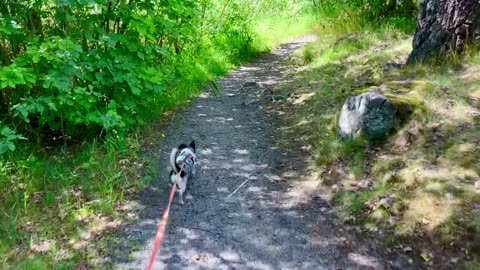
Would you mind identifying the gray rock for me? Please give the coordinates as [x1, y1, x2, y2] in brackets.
[339, 92, 397, 140]
[379, 194, 396, 208]
[243, 81, 257, 87]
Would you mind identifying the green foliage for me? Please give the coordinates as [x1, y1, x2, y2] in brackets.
[311, 0, 418, 34]
[0, 0, 274, 148]
[1, 0, 415, 151]
[312, 0, 418, 19]
[0, 122, 25, 154]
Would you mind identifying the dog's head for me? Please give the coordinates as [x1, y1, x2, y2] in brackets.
[175, 141, 195, 165]
[175, 140, 196, 165]
[170, 140, 196, 176]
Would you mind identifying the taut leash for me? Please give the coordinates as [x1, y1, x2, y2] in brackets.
[147, 154, 193, 270]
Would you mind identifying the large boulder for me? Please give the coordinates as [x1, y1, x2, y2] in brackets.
[339, 92, 397, 140]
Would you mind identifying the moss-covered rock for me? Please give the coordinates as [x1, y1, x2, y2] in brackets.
[339, 92, 397, 140]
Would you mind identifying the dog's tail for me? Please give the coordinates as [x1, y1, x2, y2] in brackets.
[170, 148, 179, 173]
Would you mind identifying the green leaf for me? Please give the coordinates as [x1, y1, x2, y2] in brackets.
[87, 112, 101, 123]
[95, 72, 103, 81]
[127, 42, 139, 52]
[108, 100, 117, 109]
[7, 142, 15, 151]
[131, 86, 141, 95]
[0, 143, 8, 155]
[0, 127, 12, 136]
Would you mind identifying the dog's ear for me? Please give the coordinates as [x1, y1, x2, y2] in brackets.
[189, 140, 196, 152]
[178, 144, 187, 150]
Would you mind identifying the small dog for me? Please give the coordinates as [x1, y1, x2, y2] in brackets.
[169, 140, 196, 204]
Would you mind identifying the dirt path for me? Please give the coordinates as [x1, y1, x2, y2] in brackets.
[109, 36, 386, 270]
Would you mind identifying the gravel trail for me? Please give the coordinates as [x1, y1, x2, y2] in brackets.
[110, 36, 385, 270]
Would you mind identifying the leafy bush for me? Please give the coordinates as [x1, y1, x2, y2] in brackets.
[0, 0, 268, 148]
[0, 121, 25, 154]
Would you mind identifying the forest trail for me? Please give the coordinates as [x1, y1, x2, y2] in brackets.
[109, 36, 384, 270]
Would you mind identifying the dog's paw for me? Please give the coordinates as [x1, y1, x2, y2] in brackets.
[179, 200, 185, 205]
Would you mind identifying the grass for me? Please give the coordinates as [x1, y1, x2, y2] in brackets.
[0, 135, 148, 268]
[274, 13, 480, 266]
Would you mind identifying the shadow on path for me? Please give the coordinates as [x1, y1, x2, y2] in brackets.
[109, 36, 385, 270]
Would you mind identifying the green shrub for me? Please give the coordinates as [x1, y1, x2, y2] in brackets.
[0, 0, 265, 147]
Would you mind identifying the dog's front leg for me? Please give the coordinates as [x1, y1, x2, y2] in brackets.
[178, 192, 184, 205]
[177, 179, 186, 205]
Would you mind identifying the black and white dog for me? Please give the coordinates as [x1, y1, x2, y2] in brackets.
[169, 140, 196, 204]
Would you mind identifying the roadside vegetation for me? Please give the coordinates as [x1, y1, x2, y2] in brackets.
[275, 0, 480, 267]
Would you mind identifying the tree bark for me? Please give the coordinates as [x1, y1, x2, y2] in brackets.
[407, 0, 480, 64]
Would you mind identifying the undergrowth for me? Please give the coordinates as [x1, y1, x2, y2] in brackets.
[279, 12, 480, 267]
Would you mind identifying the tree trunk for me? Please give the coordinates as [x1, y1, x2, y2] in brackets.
[407, 0, 480, 64]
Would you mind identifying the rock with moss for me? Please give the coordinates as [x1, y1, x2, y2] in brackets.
[339, 92, 397, 140]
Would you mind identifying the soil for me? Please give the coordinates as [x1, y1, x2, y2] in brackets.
[107, 36, 421, 270]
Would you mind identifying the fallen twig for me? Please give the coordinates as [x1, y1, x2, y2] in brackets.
[225, 179, 250, 200]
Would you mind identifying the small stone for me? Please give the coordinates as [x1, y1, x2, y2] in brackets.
[243, 81, 257, 87]
[474, 180, 480, 193]
[421, 218, 430, 225]
[388, 217, 398, 227]
[379, 84, 388, 92]
[379, 194, 396, 207]
[445, 192, 455, 201]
